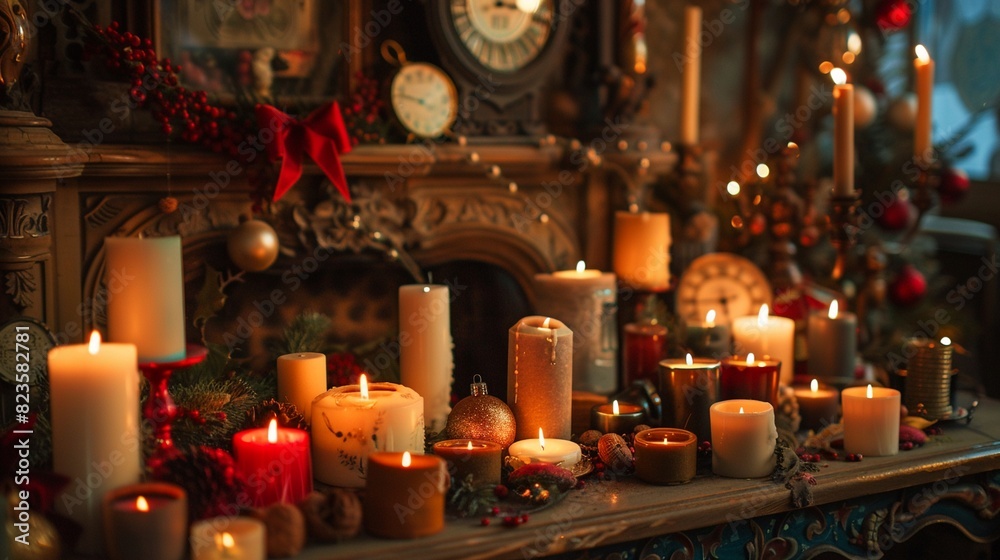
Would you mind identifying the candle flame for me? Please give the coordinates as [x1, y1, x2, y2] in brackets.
[612, 400, 620, 415]
[746, 353, 755, 365]
[135, 495, 149, 512]
[811, 378, 819, 392]
[829, 300, 839, 320]
[941, 336, 951, 346]
[706, 309, 716, 325]
[739, 406, 745, 414]
[685, 353, 693, 366]
[915, 44, 929, 62]
[467, 441, 473, 450]
[218, 532, 235, 549]
[422, 286, 430, 293]
[360, 374, 369, 400]
[542, 317, 552, 329]
[757, 304, 769, 326]
[402, 451, 412, 467]
[538, 427, 546, 451]
[267, 418, 278, 443]
[866, 384, 873, 399]
[576, 260, 586, 273]
[88, 331, 101, 355]
[663, 436, 669, 444]
[831, 67, 847, 85]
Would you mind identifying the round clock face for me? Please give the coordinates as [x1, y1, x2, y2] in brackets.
[390, 62, 459, 138]
[675, 253, 772, 327]
[450, 0, 554, 72]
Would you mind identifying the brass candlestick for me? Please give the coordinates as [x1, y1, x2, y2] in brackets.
[828, 191, 861, 281]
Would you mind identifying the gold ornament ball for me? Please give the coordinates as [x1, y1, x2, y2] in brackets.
[227, 219, 279, 272]
[6, 507, 60, 560]
[446, 393, 516, 448]
[854, 85, 877, 129]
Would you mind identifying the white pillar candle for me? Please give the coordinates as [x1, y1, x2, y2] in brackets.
[731, 305, 795, 385]
[533, 261, 617, 394]
[842, 384, 900, 457]
[276, 352, 327, 421]
[104, 236, 186, 362]
[831, 68, 855, 196]
[311, 376, 425, 487]
[913, 45, 934, 164]
[710, 399, 777, 478]
[613, 211, 671, 292]
[508, 316, 573, 440]
[806, 300, 857, 381]
[190, 517, 265, 560]
[680, 5, 702, 145]
[48, 332, 141, 555]
[507, 428, 582, 468]
[399, 284, 454, 433]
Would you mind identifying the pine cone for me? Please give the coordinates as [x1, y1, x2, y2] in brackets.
[298, 489, 363, 542]
[245, 398, 308, 430]
[152, 446, 245, 521]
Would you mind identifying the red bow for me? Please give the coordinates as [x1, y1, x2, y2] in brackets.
[255, 102, 353, 203]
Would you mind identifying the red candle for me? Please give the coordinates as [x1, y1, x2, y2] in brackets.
[623, 321, 668, 385]
[720, 354, 780, 406]
[233, 418, 312, 507]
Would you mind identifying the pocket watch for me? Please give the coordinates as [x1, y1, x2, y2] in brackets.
[382, 40, 459, 139]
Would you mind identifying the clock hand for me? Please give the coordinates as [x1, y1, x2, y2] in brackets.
[397, 94, 426, 105]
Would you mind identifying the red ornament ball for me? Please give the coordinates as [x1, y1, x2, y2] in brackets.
[889, 265, 927, 307]
[875, 0, 912, 32]
[877, 194, 914, 231]
[939, 166, 970, 204]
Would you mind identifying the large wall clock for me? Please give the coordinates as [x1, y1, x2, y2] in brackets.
[675, 253, 773, 328]
[426, 0, 572, 137]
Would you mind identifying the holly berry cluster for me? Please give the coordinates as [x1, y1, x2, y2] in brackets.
[341, 72, 391, 146]
[84, 22, 258, 158]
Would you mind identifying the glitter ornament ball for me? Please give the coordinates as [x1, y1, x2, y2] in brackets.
[446, 375, 516, 447]
[227, 218, 279, 272]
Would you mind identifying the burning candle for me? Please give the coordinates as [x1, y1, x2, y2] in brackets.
[190, 517, 265, 560]
[807, 300, 857, 381]
[842, 384, 900, 457]
[104, 236, 186, 362]
[633, 428, 697, 485]
[49, 331, 141, 555]
[276, 352, 327, 421]
[364, 452, 448, 539]
[533, 261, 618, 394]
[508, 316, 574, 440]
[590, 399, 645, 434]
[657, 354, 720, 443]
[830, 68, 855, 196]
[233, 418, 312, 507]
[613, 211, 671, 292]
[312, 375, 425, 487]
[710, 400, 777, 478]
[507, 428, 582, 468]
[399, 284, 454, 433]
[684, 309, 733, 359]
[732, 304, 795, 385]
[914, 45, 934, 164]
[431, 439, 503, 487]
[680, 5, 702, 145]
[720, 353, 780, 406]
[102, 483, 187, 560]
[794, 379, 840, 432]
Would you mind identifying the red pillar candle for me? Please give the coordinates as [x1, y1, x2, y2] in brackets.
[431, 439, 503, 487]
[623, 321, 668, 385]
[633, 428, 697, 485]
[720, 354, 780, 407]
[364, 452, 448, 539]
[233, 418, 312, 507]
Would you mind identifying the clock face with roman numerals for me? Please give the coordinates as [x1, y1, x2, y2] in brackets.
[675, 253, 773, 328]
[450, 0, 554, 73]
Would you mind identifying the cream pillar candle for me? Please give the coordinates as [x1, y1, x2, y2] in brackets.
[276, 352, 327, 422]
[710, 399, 777, 478]
[732, 304, 795, 385]
[806, 300, 857, 381]
[680, 5, 702, 145]
[190, 517, 265, 560]
[533, 261, 617, 394]
[508, 316, 573, 440]
[399, 284, 454, 433]
[49, 332, 141, 555]
[842, 384, 900, 457]
[831, 68, 855, 196]
[104, 236, 186, 362]
[311, 376, 425, 487]
[613, 211, 671, 292]
[914, 45, 934, 164]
